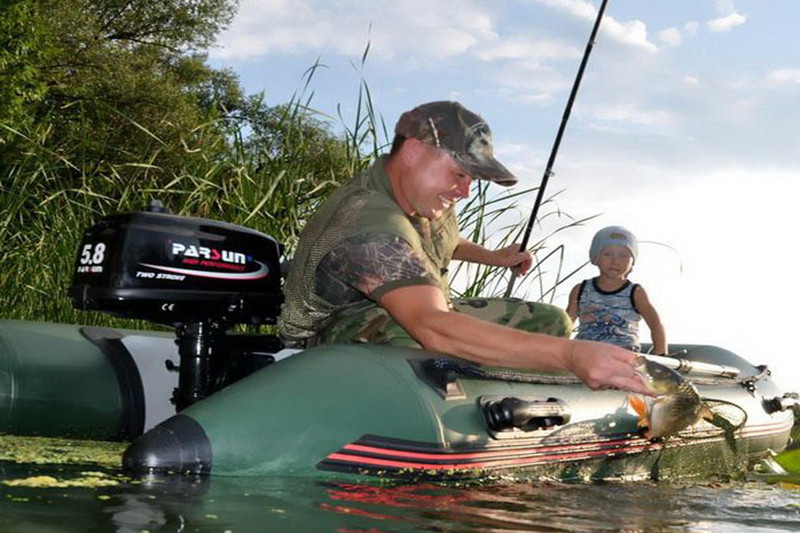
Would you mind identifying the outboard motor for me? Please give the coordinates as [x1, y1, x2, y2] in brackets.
[70, 201, 284, 410]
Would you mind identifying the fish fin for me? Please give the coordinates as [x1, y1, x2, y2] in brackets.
[699, 403, 715, 423]
[628, 395, 651, 429]
[628, 394, 647, 417]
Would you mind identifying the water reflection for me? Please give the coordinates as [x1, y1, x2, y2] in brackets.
[1, 460, 799, 532]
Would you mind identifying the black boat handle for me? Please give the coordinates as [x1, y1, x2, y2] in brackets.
[482, 397, 571, 432]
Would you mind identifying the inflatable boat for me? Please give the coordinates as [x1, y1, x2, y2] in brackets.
[1, 206, 797, 481]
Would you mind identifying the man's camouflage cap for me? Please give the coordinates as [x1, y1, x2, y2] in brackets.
[395, 101, 518, 186]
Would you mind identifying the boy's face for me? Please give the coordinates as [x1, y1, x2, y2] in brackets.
[595, 244, 634, 279]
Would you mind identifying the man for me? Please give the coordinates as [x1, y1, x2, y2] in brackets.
[279, 101, 650, 394]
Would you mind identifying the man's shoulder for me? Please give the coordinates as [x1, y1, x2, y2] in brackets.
[357, 193, 415, 236]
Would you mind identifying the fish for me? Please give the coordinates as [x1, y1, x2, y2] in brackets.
[628, 356, 715, 439]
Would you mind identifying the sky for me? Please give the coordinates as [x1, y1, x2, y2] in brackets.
[208, 0, 800, 389]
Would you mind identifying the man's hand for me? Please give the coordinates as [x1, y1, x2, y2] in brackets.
[453, 239, 532, 275]
[565, 339, 654, 395]
[492, 243, 533, 275]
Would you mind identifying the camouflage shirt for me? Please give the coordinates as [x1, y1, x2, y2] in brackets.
[278, 157, 460, 346]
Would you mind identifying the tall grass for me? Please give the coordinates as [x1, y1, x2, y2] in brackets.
[1, 68, 591, 328]
[451, 180, 597, 301]
[0, 80, 363, 327]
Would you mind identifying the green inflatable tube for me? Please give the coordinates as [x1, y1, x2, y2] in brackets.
[123, 342, 796, 480]
[0, 320, 143, 440]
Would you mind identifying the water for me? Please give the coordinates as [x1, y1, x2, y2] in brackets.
[2, 460, 799, 532]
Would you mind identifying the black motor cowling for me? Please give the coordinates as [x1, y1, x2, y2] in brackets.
[70, 202, 285, 410]
[70, 203, 283, 326]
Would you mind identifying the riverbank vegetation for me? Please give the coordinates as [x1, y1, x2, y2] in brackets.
[1, 0, 583, 327]
[1, 0, 361, 326]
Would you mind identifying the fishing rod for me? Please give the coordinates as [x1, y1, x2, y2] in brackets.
[644, 354, 740, 379]
[504, 0, 610, 298]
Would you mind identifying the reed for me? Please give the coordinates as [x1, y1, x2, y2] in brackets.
[1, 79, 360, 327]
[450, 179, 598, 302]
[1, 69, 590, 327]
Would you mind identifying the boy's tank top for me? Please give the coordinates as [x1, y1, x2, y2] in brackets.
[575, 278, 641, 351]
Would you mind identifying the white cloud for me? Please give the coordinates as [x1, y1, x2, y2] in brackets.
[592, 103, 677, 127]
[483, 63, 570, 104]
[605, 18, 658, 53]
[212, 0, 499, 60]
[474, 37, 579, 63]
[683, 21, 699, 37]
[707, 12, 747, 32]
[708, 0, 747, 32]
[658, 28, 682, 47]
[493, 142, 547, 185]
[769, 69, 800, 85]
[534, 0, 595, 19]
[214, 0, 661, 65]
[683, 76, 700, 85]
[714, 0, 736, 15]
[533, 0, 658, 52]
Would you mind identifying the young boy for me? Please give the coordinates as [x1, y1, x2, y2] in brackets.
[566, 226, 667, 355]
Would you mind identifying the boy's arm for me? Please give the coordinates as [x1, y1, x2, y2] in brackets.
[634, 285, 668, 355]
[565, 283, 581, 322]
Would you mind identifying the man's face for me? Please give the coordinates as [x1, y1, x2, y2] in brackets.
[401, 141, 473, 220]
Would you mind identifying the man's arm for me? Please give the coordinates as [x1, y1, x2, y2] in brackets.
[453, 238, 532, 275]
[379, 284, 652, 394]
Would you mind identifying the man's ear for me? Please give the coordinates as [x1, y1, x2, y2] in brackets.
[400, 137, 424, 164]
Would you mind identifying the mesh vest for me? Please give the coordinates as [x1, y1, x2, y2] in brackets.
[575, 278, 641, 351]
[278, 157, 460, 346]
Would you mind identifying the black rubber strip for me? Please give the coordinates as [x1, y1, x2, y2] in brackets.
[79, 326, 146, 440]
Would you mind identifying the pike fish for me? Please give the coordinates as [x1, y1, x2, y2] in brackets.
[628, 357, 715, 439]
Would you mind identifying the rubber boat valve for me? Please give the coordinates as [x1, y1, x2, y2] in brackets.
[762, 393, 800, 415]
[482, 397, 570, 432]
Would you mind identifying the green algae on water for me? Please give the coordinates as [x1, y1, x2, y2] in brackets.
[0, 435, 126, 467]
[3, 472, 121, 489]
